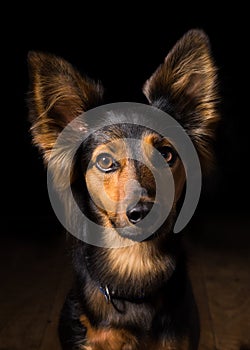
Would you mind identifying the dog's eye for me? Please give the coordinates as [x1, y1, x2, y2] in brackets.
[95, 153, 118, 172]
[158, 146, 177, 166]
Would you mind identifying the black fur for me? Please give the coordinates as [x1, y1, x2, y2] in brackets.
[59, 238, 200, 349]
[57, 123, 200, 349]
[27, 29, 219, 349]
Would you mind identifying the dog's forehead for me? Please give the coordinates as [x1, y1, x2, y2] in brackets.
[92, 123, 162, 145]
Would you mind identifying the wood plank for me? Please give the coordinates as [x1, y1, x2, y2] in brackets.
[1, 214, 249, 350]
[39, 254, 73, 350]
[187, 243, 216, 350]
[202, 249, 250, 350]
[188, 213, 250, 350]
[0, 225, 69, 350]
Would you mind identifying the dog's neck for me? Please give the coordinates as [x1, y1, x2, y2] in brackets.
[84, 253, 150, 303]
[98, 284, 148, 304]
[82, 234, 183, 304]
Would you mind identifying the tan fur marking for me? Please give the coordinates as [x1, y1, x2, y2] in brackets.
[106, 239, 173, 279]
[143, 133, 186, 202]
[143, 133, 161, 161]
[80, 314, 190, 350]
[149, 336, 190, 350]
[86, 140, 141, 231]
[80, 315, 138, 350]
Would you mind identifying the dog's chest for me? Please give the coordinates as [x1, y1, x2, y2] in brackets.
[80, 313, 190, 350]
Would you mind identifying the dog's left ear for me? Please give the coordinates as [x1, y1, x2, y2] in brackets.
[143, 29, 219, 169]
[28, 51, 103, 163]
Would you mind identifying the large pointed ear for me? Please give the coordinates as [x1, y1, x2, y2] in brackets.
[143, 29, 219, 170]
[28, 51, 103, 163]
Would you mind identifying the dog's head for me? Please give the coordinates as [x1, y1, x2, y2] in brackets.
[28, 29, 218, 244]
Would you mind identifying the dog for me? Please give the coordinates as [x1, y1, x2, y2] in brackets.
[28, 29, 218, 350]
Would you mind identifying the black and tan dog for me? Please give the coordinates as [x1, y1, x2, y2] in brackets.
[28, 29, 218, 350]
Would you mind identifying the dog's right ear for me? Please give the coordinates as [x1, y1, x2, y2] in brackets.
[28, 52, 103, 163]
[143, 30, 219, 171]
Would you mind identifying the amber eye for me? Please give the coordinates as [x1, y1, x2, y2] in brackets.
[95, 153, 118, 172]
[158, 146, 177, 166]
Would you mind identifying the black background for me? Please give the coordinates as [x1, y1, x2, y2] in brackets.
[2, 6, 249, 226]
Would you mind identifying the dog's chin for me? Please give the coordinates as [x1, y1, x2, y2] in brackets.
[109, 219, 144, 242]
[110, 216, 173, 243]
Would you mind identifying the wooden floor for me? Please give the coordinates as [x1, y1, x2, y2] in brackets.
[0, 213, 249, 350]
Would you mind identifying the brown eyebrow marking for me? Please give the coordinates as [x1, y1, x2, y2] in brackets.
[143, 132, 176, 147]
[142, 132, 175, 161]
[91, 139, 128, 162]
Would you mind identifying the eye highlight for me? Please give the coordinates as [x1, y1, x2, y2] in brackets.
[158, 146, 177, 166]
[95, 153, 119, 173]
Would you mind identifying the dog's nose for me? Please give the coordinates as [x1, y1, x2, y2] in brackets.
[126, 202, 153, 224]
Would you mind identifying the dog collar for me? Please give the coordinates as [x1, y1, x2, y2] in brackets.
[98, 284, 147, 304]
[99, 285, 112, 303]
[84, 254, 150, 304]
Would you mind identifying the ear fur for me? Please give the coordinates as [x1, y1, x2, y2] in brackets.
[143, 29, 219, 170]
[28, 51, 103, 163]
[28, 31, 218, 171]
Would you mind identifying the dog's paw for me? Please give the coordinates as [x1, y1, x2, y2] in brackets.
[80, 314, 138, 350]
